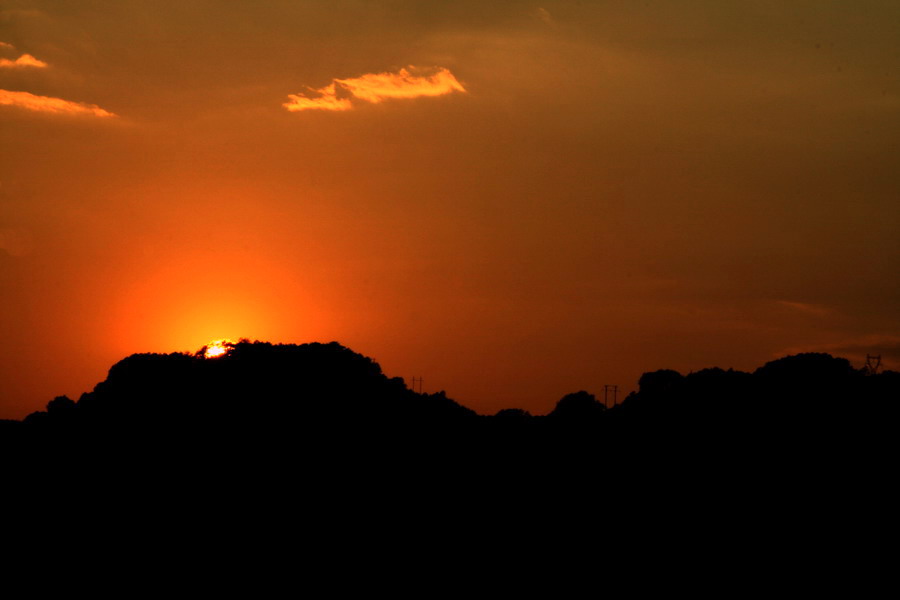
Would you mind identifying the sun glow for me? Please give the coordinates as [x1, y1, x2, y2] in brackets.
[204, 339, 234, 358]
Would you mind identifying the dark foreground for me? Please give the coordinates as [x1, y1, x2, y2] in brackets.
[3, 341, 895, 582]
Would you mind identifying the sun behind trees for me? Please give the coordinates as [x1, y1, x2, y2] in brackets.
[5, 341, 896, 460]
[201, 339, 235, 359]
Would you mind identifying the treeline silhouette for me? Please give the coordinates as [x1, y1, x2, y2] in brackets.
[4, 340, 895, 559]
[4, 340, 896, 460]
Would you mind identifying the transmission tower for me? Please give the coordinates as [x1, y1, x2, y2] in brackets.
[864, 355, 882, 376]
[411, 376, 424, 394]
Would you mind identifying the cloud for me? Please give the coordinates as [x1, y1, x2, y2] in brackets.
[335, 66, 466, 103]
[534, 7, 557, 29]
[0, 53, 48, 68]
[284, 83, 353, 112]
[284, 66, 465, 112]
[0, 89, 115, 117]
[0, 41, 14, 50]
[775, 300, 832, 317]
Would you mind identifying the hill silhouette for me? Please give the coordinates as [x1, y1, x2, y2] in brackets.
[5, 341, 481, 452]
[4, 342, 895, 464]
[4, 341, 895, 556]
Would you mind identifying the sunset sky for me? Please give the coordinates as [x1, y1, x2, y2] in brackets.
[1, 1, 898, 418]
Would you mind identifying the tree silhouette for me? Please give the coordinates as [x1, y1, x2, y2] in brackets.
[550, 391, 606, 420]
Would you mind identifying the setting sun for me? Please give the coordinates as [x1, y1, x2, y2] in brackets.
[204, 339, 234, 359]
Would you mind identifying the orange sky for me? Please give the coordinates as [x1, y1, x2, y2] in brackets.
[1, 1, 898, 418]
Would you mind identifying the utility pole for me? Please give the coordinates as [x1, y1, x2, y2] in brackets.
[604, 385, 618, 408]
[411, 376, 424, 394]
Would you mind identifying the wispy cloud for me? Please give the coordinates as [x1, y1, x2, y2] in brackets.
[284, 66, 465, 112]
[335, 67, 465, 103]
[0, 41, 15, 50]
[0, 53, 48, 68]
[775, 300, 832, 317]
[534, 7, 558, 29]
[0, 89, 115, 117]
[283, 83, 353, 112]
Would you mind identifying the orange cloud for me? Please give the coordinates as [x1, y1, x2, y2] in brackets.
[284, 66, 465, 112]
[0, 41, 14, 50]
[0, 53, 48, 68]
[336, 67, 466, 103]
[0, 89, 115, 117]
[284, 83, 353, 112]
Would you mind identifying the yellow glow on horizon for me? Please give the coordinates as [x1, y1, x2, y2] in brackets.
[103, 245, 335, 363]
[204, 339, 234, 358]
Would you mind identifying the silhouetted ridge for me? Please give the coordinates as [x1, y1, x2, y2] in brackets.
[549, 390, 605, 418]
[9, 345, 897, 470]
[19, 341, 476, 447]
